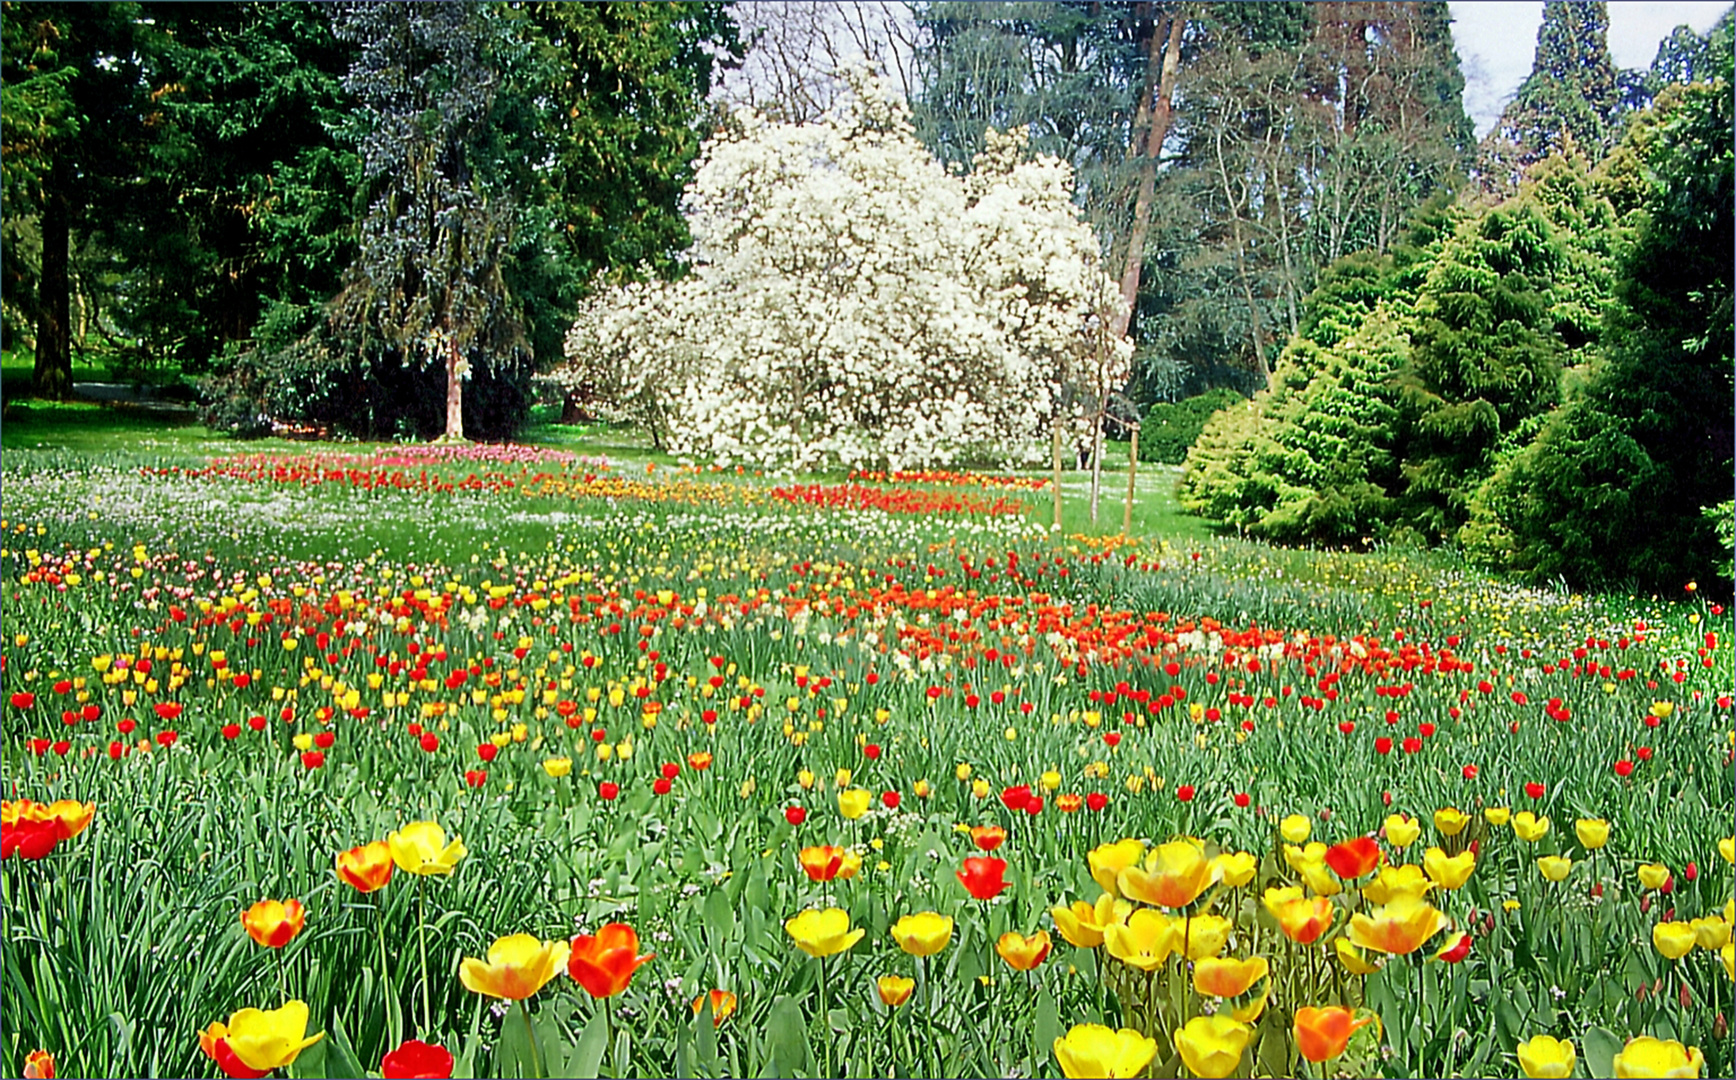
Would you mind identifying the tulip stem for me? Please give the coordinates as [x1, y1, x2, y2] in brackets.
[417, 875, 431, 1036]
[605, 993, 619, 1079]
[376, 893, 392, 1024]
[276, 944, 289, 1004]
[520, 999, 543, 1079]
[819, 954, 832, 1078]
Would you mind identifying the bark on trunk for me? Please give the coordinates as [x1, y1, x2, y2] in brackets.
[444, 337, 465, 441]
[33, 164, 73, 401]
[1111, 11, 1187, 340]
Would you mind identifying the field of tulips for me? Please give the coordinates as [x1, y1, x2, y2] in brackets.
[2, 443, 1732, 1079]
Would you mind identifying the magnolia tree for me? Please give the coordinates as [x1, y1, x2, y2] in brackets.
[560, 74, 1130, 472]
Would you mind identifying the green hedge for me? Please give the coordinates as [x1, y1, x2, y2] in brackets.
[1137, 388, 1245, 464]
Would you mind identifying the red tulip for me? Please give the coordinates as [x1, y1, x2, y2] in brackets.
[785, 806, 807, 826]
[382, 1039, 454, 1079]
[652, 778, 672, 796]
[957, 856, 1009, 900]
[1324, 836, 1382, 880]
[598, 782, 619, 801]
[1000, 785, 1032, 812]
[1086, 792, 1109, 812]
[1524, 782, 1545, 799]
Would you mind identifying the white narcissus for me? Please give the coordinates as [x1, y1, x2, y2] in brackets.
[560, 72, 1129, 472]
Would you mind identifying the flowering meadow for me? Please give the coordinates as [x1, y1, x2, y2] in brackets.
[2, 443, 1732, 1079]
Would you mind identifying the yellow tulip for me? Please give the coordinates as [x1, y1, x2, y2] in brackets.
[1720, 837, 1734, 865]
[1516, 1035, 1576, 1078]
[837, 788, 871, 820]
[1363, 864, 1434, 905]
[1537, 856, 1573, 883]
[388, 821, 467, 876]
[1513, 812, 1550, 843]
[1283, 841, 1326, 873]
[459, 934, 569, 1000]
[1653, 921, 1698, 960]
[1691, 916, 1731, 950]
[1088, 838, 1147, 897]
[891, 912, 954, 958]
[1119, 839, 1218, 910]
[542, 757, 572, 778]
[1210, 851, 1257, 888]
[1051, 897, 1120, 949]
[1612, 1036, 1704, 1078]
[1346, 897, 1449, 956]
[1433, 807, 1469, 837]
[221, 1000, 325, 1072]
[1103, 908, 1179, 971]
[1638, 863, 1671, 890]
[1181, 914, 1233, 960]
[1484, 807, 1511, 827]
[1384, 815, 1421, 848]
[1721, 942, 1733, 980]
[784, 908, 864, 958]
[1334, 936, 1383, 974]
[1173, 1015, 1252, 1079]
[1574, 818, 1610, 850]
[1280, 814, 1312, 843]
[1052, 1024, 1158, 1080]
[1423, 847, 1476, 890]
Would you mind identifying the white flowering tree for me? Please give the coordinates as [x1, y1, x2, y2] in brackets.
[560, 74, 1130, 472]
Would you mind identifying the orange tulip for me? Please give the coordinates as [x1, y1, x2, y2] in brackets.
[1294, 1006, 1375, 1063]
[41, 800, 94, 840]
[971, 825, 1007, 852]
[568, 923, 655, 998]
[241, 899, 305, 949]
[799, 845, 845, 883]
[1263, 887, 1335, 945]
[691, 989, 737, 1026]
[336, 840, 394, 893]
[996, 930, 1052, 971]
[22, 1050, 54, 1079]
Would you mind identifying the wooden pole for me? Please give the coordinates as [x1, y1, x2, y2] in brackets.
[1051, 419, 1064, 534]
[1125, 425, 1138, 535]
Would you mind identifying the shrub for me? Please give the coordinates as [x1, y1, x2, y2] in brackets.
[1136, 388, 1244, 464]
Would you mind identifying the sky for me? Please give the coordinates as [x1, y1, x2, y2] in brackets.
[1449, 1, 1732, 136]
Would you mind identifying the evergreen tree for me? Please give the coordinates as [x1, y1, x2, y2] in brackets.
[1, 2, 151, 398]
[1465, 41, 1733, 590]
[1478, 0, 1621, 192]
[1392, 201, 1565, 541]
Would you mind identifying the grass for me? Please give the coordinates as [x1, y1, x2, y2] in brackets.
[2, 401, 1731, 1080]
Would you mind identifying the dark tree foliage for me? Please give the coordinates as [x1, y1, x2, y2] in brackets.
[1392, 202, 1565, 541]
[1466, 40, 1734, 591]
[204, 1, 738, 441]
[1478, 0, 1621, 192]
[1, 2, 151, 398]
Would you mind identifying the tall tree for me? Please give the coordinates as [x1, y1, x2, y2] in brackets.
[1477, 0, 1620, 192]
[327, 1, 533, 442]
[912, 2, 1186, 343]
[1464, 45, 1734, 590]
[1, 2, 149, 398]
[1147, 1, 1468, 388]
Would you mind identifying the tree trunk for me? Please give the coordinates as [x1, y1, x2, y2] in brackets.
[1213, 123, 1272, 387]
[33, 163, 73, 401]
[1111, 10, 1186, 340]
[444, 336, 465, 441]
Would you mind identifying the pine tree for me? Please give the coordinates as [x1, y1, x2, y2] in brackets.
[1478, 0, 1621, 192]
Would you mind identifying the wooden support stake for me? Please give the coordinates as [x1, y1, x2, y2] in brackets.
[1051, 419, 1064, 534]
[1125, 425, 1138, 535]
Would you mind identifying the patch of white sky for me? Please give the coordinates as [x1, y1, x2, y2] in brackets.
[1450, 1, 1731, 137]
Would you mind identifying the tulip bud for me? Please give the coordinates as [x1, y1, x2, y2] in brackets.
[1382, 790, 1393, 807]
[1680, 983, 1693, 1009]
[1715, 1013, 1728, 1041]
[1641, 895, 1652, 914]
[1684, 862, 1698, 882]
[1483, 912, 1495, 935]
[1661, 875, 1674, 895]
[1637, 982, 1648, 1002]
[1591, 882, 1603, 898]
